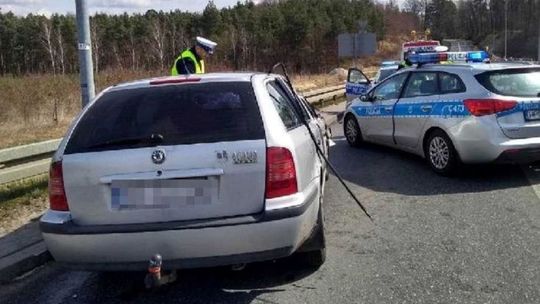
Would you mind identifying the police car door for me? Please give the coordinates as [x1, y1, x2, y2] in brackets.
[362, 72, 409, 145]
[394, 71, 440, 150]
[346, 68, 371, 103]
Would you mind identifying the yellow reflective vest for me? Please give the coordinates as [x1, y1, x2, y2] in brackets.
[170, 49, 205, 75]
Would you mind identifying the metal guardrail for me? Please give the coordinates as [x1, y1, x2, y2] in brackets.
[0, 139, 61, 185]
[0, 85, 346, 185]
[303, 84, 345, 105]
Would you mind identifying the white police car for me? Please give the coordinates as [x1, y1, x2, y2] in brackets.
[343, 51, 540, 175]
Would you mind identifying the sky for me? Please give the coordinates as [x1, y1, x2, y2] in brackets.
[0, 0, 404, 17]
[1, 0, 259, 16]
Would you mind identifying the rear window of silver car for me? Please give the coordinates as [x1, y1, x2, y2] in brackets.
[64, 82, 265, 154]
[475, 68, 540, 97]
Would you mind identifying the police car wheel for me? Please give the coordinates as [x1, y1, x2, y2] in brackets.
[425, 130, 459, 175]
[344, 115, 363, 147]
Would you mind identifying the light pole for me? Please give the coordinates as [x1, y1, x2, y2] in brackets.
[504, 0, 508, 60]
[75, 0, 95, 108]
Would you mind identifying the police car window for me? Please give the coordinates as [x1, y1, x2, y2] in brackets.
[372, 73, 409, 101]
[267, 82, 302, 129]
[475, 68, 540, 97]
[348, 69, 369, 84]
[374, 71, 381, 82]
[439, 73, 466, 94]
[378, 68, 397, 82]
[403, 72, 438, 98]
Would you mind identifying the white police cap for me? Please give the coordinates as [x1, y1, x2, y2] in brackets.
[196, 36, 217, 54]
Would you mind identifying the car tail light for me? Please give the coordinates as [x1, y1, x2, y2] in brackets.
[49, 161, 69, 211]
[464, 99, 517, 117]
[265, 147, 298, 199]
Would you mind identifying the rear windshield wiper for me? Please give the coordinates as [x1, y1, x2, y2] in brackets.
[84, 133, 164, 150]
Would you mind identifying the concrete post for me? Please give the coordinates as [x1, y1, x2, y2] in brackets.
[504, 0, 508, 59]
[537, 18, 540, 62]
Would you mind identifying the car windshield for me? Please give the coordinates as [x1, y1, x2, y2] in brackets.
[475, 68, 540, 97]
[64, 82, 265, 154]
[378, 68, 398, 82]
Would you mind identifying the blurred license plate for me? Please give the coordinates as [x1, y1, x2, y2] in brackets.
[525, 110, 540, 121]
[111, 179, 217, 210]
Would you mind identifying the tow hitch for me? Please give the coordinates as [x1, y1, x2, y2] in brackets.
[144, 254, 177, 289]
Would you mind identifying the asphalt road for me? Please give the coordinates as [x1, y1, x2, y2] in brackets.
[1, 122, 539, 304]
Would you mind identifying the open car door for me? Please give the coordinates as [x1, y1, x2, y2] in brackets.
[346, 68, 371, 104]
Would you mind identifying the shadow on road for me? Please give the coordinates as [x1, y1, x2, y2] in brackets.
[76, 254, 318, 304]
[329, 136, 529, 196]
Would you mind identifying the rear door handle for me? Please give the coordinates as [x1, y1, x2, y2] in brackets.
[384, 106, 393, 112]
[421, 105, 433, 112]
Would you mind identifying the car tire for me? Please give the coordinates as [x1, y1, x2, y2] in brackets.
[298, 200, 326, 269]
[303, 245, 326, 269]
[344, 115, 363, 147]
[424, 130, 460, 176]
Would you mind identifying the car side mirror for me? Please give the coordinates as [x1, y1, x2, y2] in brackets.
[360, 95, 371, 102]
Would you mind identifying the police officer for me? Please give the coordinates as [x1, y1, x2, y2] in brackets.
[397, 57, 412, 70]
[398, 49, 414, 70]
[171, 36, 217, 75]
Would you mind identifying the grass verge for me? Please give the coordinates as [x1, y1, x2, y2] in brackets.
[0, 176, 48, 237]
[0, 71, 349, 149]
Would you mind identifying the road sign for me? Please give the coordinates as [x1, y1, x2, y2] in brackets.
[338, 32, 376, 58]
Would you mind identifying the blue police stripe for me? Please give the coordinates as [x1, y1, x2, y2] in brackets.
[353, 105, 393, 117]
[497, 101, 540, 118]
[346, 83, 369, 95]
[352, 100, 540, 119]
[352, 100, 470, 118]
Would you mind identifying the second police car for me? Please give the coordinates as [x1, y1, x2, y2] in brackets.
[344, 51, 540, 175]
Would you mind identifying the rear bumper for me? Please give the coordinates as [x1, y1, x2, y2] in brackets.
[455, 137, 540, 164]
[40, 186, 319, 271]
[494, 147, 540, 163]
[52, 247, 294, 272]
[449, 120, 540, 163]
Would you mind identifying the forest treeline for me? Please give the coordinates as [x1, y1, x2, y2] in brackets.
[0, 0, 538, 76]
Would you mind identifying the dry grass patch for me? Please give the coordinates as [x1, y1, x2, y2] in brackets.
[292, 74, 346, 92]
[0, 70, 162, 149]
[0, 176, 48, 237]
[0, 71, 348, 149]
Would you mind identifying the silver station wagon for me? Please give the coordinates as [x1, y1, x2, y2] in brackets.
[344, 51, 540, 175]
[41, 73, 329, 271]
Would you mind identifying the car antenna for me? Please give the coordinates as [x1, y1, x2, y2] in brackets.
[269, 62, 372, 221]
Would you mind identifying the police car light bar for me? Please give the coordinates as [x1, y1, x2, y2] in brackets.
[407, 51, 490, 65]
[466, 51, 490, 62]
[381, 61, 399, 66]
